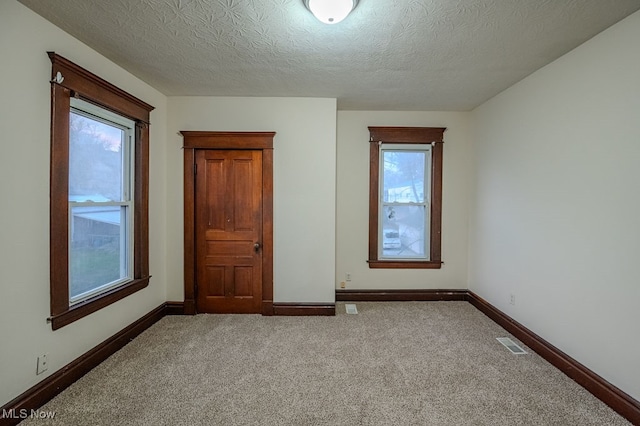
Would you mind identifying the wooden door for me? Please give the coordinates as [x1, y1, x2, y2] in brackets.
[195, 149, 263, 313]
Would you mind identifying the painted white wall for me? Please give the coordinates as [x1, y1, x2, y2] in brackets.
[166, 97, 337, 303]
[336, 111, 471, 290]
[469, 10, 640, 400]
[0, 1, 168, 406]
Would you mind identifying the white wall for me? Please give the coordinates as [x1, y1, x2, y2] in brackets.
[166, 97, 337, 303]
[336, 111, 471, 290]
[469, 11, 640, 400]
[0, 1, 168, 406]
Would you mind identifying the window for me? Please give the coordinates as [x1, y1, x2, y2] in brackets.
[368, 127, 445, 269]
[49, 52, 154, 329]
[379, 145, 430, 259]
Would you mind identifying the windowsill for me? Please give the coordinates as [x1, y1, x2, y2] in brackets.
[50, 277, 150, 330]
[367, 260, 442, 269]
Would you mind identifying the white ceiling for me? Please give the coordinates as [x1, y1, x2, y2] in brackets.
[18, 0, 640, 110]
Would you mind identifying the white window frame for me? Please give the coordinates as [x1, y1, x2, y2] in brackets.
[68, 98, 135, 305]
[378, 143, 432, 261]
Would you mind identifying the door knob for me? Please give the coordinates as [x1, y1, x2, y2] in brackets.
[254, 242, 261, 252]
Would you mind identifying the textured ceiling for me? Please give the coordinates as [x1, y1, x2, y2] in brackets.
[17, 0, 640, 110]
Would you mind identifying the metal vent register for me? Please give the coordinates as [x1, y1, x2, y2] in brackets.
[496, 337, 527, 354]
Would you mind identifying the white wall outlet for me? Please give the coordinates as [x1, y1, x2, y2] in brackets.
[36, 354, 48, 375]
[345, 273, 352, 282]
[340, 281, 346, 289]
[509, 294, 516, 306]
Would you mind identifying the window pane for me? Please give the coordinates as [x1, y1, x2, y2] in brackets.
[382, 205, 427, 258]
[70, 206, 128, 301]
[383, 151, 425, 203]
[69, 112, 124, 202]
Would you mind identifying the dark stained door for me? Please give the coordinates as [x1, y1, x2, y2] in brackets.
[195, 150, 263, 313]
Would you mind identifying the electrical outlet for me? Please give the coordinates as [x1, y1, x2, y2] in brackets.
[345, 273, 352, 282]
[509, 294, 516, 306]
[340, 281, 346, 289]
[36, 354, 48, 375]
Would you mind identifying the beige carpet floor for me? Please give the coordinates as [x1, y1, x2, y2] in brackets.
[22, 302, 629, 425]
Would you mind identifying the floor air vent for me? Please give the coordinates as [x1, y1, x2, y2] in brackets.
[496, 337, 527, 354]
[345, 304, 358, 314]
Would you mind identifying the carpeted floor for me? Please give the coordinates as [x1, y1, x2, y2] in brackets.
[21, 302, 629, 425]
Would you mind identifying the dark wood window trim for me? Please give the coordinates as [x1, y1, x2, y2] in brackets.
[368, 126, 445, 269]
[181, 131, 275, 316]
[49, 52, 154, 330]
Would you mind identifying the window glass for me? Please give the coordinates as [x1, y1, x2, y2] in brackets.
[382, 151, 426, 203]
[70, 205, 127, 301]
[69, 112, 125, 202]
[381, 205, 426, 258]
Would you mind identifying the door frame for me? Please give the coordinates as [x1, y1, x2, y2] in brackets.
[181, 131, 275, 316]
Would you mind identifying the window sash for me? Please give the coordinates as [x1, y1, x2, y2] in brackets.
[378, 144, 432, 260]
[68, 202, 133, 304]
[67, 99, 135, 305]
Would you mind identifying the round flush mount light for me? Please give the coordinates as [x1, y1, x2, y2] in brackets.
[304, 0, 359, 24]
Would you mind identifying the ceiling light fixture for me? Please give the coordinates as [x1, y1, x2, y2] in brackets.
[304, 0, 359, 25]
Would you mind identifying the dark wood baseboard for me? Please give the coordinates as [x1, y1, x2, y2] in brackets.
[336, 289, 467, 302]
[467, 291, 640, 425]
[165, 301, 185, 315]
[273, 303, 335, 316]
[0, 303, 167, 425]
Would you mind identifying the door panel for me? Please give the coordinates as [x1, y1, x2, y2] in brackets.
[195, 150, 263, 313]
[234, 267, 253, 297]
[205, 159, 226, 231]
[205, 266, 225, 296]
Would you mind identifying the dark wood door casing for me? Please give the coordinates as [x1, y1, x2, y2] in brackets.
[182, 131, 275, 316]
